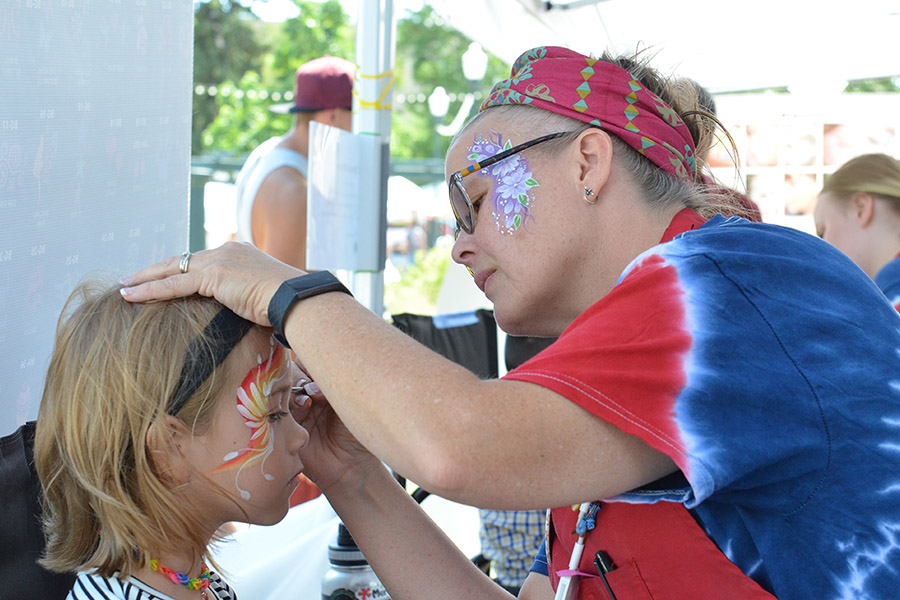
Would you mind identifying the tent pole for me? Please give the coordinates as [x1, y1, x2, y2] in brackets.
[352, 0, 395, 318]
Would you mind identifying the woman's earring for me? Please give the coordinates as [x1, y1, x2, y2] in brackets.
[583, 187, 597, 205]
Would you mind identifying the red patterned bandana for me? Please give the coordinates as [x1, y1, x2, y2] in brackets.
[481, 46, 697, 182]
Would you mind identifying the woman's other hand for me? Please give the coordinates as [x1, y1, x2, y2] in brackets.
[120, 242, 301, 326]
[290, 373, 381, 496]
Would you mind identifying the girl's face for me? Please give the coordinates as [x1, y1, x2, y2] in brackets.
[185, 329, 309, 527]
[446, 117, 583, 335]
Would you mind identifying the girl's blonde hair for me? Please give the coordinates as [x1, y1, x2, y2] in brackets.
[35, 278, 253, 578]
[821, 153, 900, 214]
[458, 51, 747, 220]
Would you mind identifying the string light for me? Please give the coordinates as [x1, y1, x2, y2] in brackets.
[193, 86, 474, 106]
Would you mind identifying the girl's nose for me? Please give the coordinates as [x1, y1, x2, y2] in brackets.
[290, 419, 310, 454]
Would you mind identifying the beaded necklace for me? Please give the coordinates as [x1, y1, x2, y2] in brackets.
[150, 559, 212, 599]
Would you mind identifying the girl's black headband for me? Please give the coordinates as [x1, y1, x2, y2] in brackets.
[167, 308, 253, 415]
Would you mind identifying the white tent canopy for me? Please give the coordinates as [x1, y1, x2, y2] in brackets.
[426, 0, 900, 93]
[387, 175, 449, 223]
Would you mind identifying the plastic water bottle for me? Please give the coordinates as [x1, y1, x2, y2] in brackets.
[321, 522, 390, 600]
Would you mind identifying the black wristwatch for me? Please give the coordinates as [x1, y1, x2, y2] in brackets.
[267, 271, 352, 348]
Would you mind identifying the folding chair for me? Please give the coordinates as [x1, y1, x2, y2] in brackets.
[0, 421, 75, 599]
[390, 310, 499, 570]
[391, 309, 499, 381]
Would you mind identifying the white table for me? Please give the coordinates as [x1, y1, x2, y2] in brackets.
[212, 493, 481, 599]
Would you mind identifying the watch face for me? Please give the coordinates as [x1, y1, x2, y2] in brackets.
[269, 272, 351, 350]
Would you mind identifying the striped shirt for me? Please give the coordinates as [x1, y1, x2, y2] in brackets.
[67, 571, 236, 600]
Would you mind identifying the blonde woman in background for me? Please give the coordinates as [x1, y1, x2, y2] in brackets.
[815, 153, 900, 308]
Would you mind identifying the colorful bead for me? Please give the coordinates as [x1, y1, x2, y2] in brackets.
[575, 502, 601, 536]
[150, 558, 212, 590]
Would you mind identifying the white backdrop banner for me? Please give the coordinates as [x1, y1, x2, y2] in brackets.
[0, 1, 193, 436]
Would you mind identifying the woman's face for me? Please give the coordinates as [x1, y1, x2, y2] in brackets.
[185, 329, 309, 527]
[446, 116, 581, 335]
[814, 191, 867, 268]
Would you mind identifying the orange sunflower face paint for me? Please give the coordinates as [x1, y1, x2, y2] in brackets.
[210, 338, 290, 500]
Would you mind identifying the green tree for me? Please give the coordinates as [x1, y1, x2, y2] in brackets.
[391, 6, 508, 160]
[269, 0, 355, 77]
[200, 71, 294, 153]
[195, 0, 354, 156]
[845, 77, 900, 93]
[196, 3, 510, 161]
[193, 0, 267, 153]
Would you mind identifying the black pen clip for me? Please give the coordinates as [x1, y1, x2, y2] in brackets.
[593, 550, 618, 600]
[593, 550, 615, 574]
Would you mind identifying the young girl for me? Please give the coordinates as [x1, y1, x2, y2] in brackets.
[35, 278, 312, 600]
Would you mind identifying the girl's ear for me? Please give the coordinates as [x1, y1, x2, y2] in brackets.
[851, 191, 876, 228]
[575, 128, 613, 194]
[146, 415, 192, 485]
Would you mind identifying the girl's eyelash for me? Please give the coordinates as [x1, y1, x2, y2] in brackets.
[267, 410, 290, 423]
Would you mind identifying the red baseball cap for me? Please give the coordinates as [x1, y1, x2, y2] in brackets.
[271, 56, 355, 114]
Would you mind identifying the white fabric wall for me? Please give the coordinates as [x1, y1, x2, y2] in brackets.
[0, 2, 194, 436]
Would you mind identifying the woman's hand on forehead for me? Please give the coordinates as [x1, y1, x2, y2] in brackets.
[121, 242, 302, 327]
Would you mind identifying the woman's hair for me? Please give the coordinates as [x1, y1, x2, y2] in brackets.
[35, 278, 252, 578]
[459, 51, 745, 220]
[821, 153, 900, 214]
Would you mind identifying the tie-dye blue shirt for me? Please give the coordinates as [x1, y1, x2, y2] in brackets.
[509, 215, 900, 599]
[875, 255, 900, 311]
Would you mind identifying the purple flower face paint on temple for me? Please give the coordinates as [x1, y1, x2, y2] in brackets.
[467, 131, 542, 234]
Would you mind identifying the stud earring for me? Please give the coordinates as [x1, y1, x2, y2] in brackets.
[583, 187, 597, 205]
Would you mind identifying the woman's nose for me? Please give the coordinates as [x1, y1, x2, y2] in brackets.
[450, 229, 475, 270]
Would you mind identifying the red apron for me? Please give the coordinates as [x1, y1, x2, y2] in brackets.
[548, 502, 778, 599]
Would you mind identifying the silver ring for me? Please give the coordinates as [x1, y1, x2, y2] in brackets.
[179, 251, 191, 274]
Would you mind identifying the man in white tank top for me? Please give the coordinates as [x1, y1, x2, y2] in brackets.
[234, 56, 354, 269]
